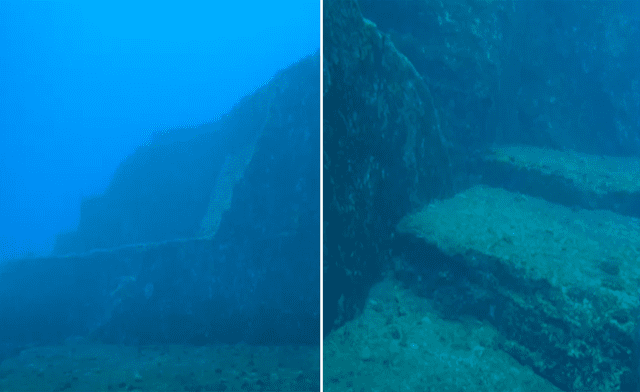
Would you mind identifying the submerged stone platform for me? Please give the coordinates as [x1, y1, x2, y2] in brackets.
[398, 184, 640, 391]
[0, 53, 320, 352]
[481, 145, 640, 218]
[0, 233, 318, 349]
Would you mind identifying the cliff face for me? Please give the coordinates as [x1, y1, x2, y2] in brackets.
[0, 53, 319, 347]
[357, 0, 640, 157]
[323, 0, 452, 335]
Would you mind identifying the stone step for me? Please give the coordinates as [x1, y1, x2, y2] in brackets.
[0, 235, 318, 348]
[397, 184, 640, 391]
[480, 145, 640, 218]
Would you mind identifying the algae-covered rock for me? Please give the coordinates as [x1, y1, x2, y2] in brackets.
[323, 0, 452, 335]
[398, 185, 640, 391]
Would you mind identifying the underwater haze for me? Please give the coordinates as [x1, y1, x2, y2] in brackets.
[0, 1, 318, 262]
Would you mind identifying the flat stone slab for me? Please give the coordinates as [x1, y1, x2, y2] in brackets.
[0, 235, 318, 348]
[0, 341, 318, 391]
[397, 185, 640, 391]
[324, 278, 561, 392]
[481, 145, 640, 217]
